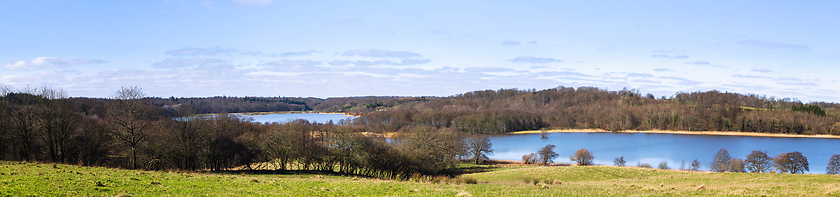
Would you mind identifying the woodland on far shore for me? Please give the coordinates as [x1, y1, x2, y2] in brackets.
[148, 86, 840, 135]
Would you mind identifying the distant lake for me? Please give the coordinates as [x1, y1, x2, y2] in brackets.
[487, 132, 840, 174]
[240, 113, 356, 124]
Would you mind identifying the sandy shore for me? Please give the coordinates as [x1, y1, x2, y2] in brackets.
[510, 129, 840, 139]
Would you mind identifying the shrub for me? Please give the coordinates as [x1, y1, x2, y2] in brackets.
[463, 177, 478, 184]
[638, 163, 652, 168]
[657, 161, 669, 170]
[726, 158, 745, 173]
[570, 148, 594, 166]
[522, 153, 540, 164]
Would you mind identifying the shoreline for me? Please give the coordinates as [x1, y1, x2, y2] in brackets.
[510, 129, 840, 139]
[197, 111, 359, 117]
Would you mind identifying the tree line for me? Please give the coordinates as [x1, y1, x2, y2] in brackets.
[0, 86, 490, 179]
[349, 87, 839, 135]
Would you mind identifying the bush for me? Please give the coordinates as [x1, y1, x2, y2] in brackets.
[657, 161, 669, 170]
[522, 153, 540, 164]
[638, 163, 652, 168]
[570, 148, 594, 166]
[726, 158, 745, 173]
[462, 177, 477, 184]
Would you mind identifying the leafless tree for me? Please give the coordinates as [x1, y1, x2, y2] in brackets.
[827, 154, 840, 175]
[710, 148, 731, 172]
[107, 86, 157, 169]
[774, 151, 809, 174]
[537, 144, 558, 165]
[466, 136, 493, 164]
[745, 150, 772, 173]
[690, 159, 701, 171]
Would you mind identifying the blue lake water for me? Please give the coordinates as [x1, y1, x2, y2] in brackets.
[487, 132, 840, 174]
[238, 113, 839, 174]
[240, 113, 356, 124]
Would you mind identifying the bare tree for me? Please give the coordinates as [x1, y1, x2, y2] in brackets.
[570, 148, 594, 166]
[775, 151, 809, 174]
[114, 86, 146, 100]
[613, 156, 626, 166]
[466, 136, 493, 164]
[690, 159, 701, 171]
[107, 86, 157, 169]
[710, 148, 731, 172]
[827, 154, 840, 175]
[537, 144, 559, 165]
[0, 84, 12, 97]
[745, 150, 772, 173]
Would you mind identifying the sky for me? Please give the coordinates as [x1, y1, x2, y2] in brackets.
[2, 1, 838, 102]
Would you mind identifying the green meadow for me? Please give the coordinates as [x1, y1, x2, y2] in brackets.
[3, 160, 840, 196]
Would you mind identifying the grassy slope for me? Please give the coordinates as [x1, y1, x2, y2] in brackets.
[3, 161, 840, 196]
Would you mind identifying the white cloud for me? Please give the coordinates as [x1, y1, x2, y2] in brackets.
[165, 47, 237, 56]
[685, 60, 711, 65]
[328, 59, 430, 66]
[243, 50, 321, 57]
[341, 49, 422, 58]
[626, 73, 654, 78]
[659, 76, 701, 85]
[507, 56, 563, 64]
[732, 74, 771, 79]
[153, 58, 230, 69]
[739, 40, 809, 50]
[651, 54, 688, 59]
[501, 41, 521, 46]
[4, 57, 107, 71]
[751, 68, 772, 73]
[233, 0, 273, 5]
[263, 59, 322, 67]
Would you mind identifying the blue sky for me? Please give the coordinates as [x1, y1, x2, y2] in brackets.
[2, 1, 838, 102]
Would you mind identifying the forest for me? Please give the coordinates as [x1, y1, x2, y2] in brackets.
[1, 85, 839, 178]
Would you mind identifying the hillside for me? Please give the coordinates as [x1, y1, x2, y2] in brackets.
[3, 161, 839, 196]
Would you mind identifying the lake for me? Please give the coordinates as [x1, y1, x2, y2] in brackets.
[487, 132, 840, 174]
[240, 113, 356, 124]
[240, 113, 838, 174]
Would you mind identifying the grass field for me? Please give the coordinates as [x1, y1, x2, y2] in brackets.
[3, 160, 840, 196]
